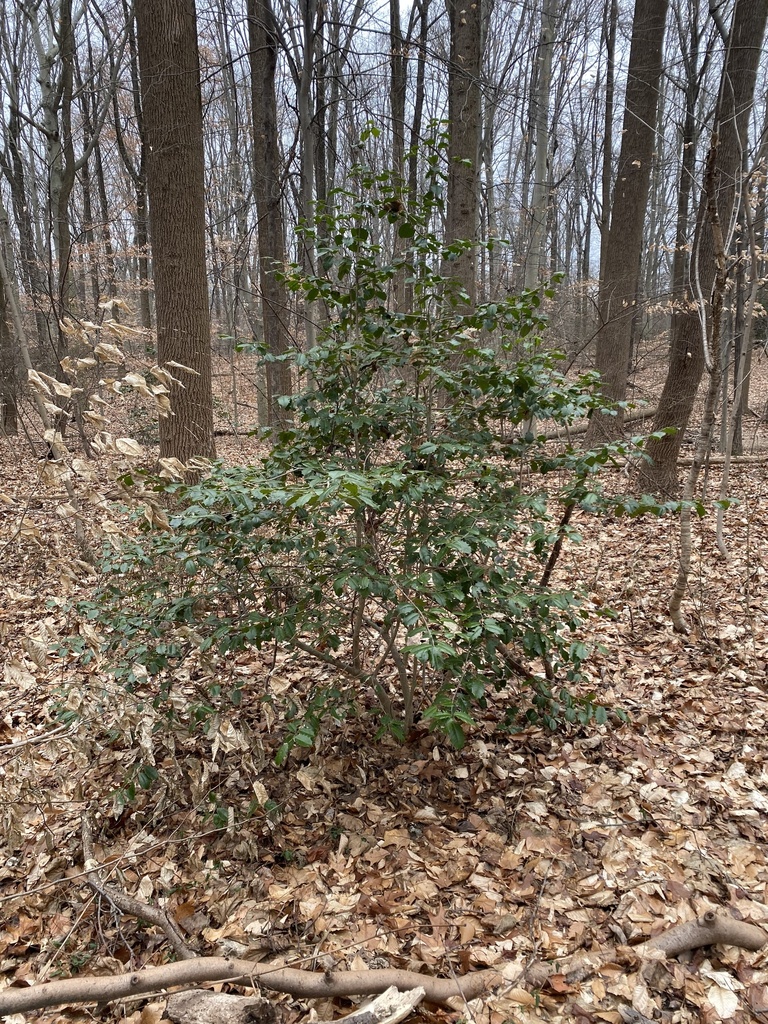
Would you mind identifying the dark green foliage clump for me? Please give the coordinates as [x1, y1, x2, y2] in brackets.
[76, 140, 662, 758]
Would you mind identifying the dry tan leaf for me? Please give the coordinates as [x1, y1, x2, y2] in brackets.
[3, 660, 36, 689]
[631, 977, 657, 1019]
[115, 437, 143, 457]
[93, 341, 126, 363]
[138, 875, 154, 901]
[251, 781, 269, 805]
[165, 360, 200, 375]
[139, 1001, 165, 1024]
[23, 637, 49, 669]
[548, 974, 575, 994]
[27, 368, 52, 394]
[503, 988, 537, 1006]
[143, 503, 171, 530]
[82, 409, 109, 428]
[157, 457, 187, 479]
[706, 985, 740, 1018]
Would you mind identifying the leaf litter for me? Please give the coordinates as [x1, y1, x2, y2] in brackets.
[1, 417, 768, 1024]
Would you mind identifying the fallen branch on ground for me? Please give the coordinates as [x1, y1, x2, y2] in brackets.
[638, 908, 767, 957]
[522, 911, 768, 988]
[2, 905, 763, 1017]
[0, 958, 498, 1016]
[81, 812, 196, 962]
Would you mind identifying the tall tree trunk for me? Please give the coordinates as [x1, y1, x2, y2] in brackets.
[110, 0, 152, 331]
[135, 0, 215, 463]
[125, 0, 152, 333]
[1, 100, 54, 362]
[407, 0, 429, 205]
[524, 0, 559, 290]
[587, 0, 669, 443]
[389, 0, 408, 312]
[598, 0, 617, 283]
[732, 111, 768, 452]
[444, 0, 483, 306]
[248, 0, 293, 425]
[30, 0, 78, 366]
[405, 0, 430, 313]
[0, 203, 18, 435]
[298, 0, 317, 347]
[641, 0, 768, 495]
[79, 19, 117, 311]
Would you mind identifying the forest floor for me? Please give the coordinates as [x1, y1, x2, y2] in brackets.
[1, 350, 768, 1024]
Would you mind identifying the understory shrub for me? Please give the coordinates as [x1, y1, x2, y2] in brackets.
[75, 138, 664, 758]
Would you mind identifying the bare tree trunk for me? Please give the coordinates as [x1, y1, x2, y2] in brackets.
[1, 100, 53, 361]
[586, 0, 669, 443]
[27, 0, 79, 369]
[79, 16, 118, 312]
[407, 0, 429, 205]
[0, 219, 18, 435]
[298, 0, 317, 347]
[109, 0, 152, 331]
[135, 0, 215, 463]
[248, 0, 293, 426]
[124, 0, 152, 333]
[598, 0, 617, 283]
[389, 0, 408, 312]
[444, 0, 483, 306]
[641, 0, 768, 495]
[668, 0, 712, 303]
[716, 188, 759, 554]
[405, 0, 430, 312]
[668, 143, 727, 631]
[524, 0, 559, 291]
[0, 193, 91, 556]
[0, 18, 55, 361]
[732, 114, 768, 451]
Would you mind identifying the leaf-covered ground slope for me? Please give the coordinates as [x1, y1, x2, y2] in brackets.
[1, 403, 767, 1024]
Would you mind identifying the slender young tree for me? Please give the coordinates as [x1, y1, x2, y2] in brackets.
[107, 0, 152, 331]
[0, 210, 18, 434]
[598, 0, 617, 283]
[135, 0, 215, 462]
[248, 0, 293, 424]
[389, 0, 408, 312]
[524, 0, 559, 290]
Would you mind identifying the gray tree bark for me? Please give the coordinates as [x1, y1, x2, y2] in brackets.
[587, 0, 669, 443]
[444, 0, 483, 306]
[135, 0, 215, 463]
[524, 0, 559, 291]
[248, 0, 294, 425]
[640, 0, 768, 495]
